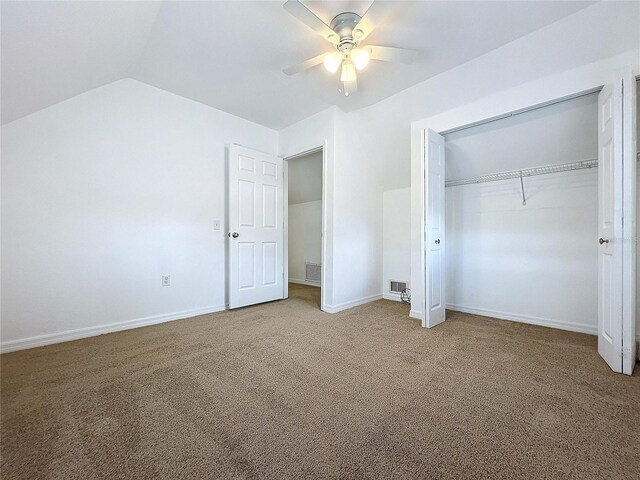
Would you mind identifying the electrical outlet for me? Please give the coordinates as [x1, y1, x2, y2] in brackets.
[213, 220, 221, 230]
[162, 275, 170, 286]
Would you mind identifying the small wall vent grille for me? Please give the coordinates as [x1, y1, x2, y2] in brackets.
[390, 281, 407, 293]
[305, 262, 321, 283]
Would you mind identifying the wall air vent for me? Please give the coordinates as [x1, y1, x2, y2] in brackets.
[390, 281, 408, 293]
[305, 262, 321, 283]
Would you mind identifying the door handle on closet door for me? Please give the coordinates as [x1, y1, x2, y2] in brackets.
[229, 232, 239, 238]
[435, 239, 440, 245]
[598, 237, 609, 245]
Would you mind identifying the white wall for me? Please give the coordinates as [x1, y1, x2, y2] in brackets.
[331, 110, 384, 309]
[279, 106, 384, 312]
[288, 201, 322, 285]
[446, 170, 598, 333]
[287, 151, 322, 285]
[279, 107, 335, 309]
[382, 188, 410, 300]
[1, 79, 277, 350]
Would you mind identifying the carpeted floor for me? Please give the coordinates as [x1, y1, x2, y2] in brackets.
[1, 284, 639, 479]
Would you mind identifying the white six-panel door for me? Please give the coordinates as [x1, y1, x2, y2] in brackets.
[597, 82, 624, 372]
[424, 129, 446, 328]
[228, 145, 284, 309]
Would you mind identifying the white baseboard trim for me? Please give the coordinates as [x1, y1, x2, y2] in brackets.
[409, 309, 423, 320]
[323, 294, 383, 314]
[446, 303, 597, 335]
[383, 293, 402, 302]
[289, 278, 320, 288]
[0, 304, 226, 354]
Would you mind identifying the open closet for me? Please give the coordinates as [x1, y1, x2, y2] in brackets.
[285, 148, 323, 307]
[419, 74, 637, 375]
[442, 93, 599, 334]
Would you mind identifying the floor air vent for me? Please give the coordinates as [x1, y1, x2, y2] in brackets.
[390, 281, 407, 293]
[305, 262, 321, 283]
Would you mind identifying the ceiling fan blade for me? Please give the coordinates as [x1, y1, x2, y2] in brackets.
[368, 45, 417, 64]
[353, 1, 395, 43]
[283, 52, 326, 76]
[283, 0, 338, 44]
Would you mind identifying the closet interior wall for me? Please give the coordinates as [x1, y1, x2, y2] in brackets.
[444, 93, 599, 334]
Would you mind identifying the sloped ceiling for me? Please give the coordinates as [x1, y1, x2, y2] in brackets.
[445, 93, 598, 181]
[1, 1, 594, 128]
[1, 1, 162, 125]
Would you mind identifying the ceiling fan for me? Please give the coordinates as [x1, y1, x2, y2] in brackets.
[282, 0, 417, 96]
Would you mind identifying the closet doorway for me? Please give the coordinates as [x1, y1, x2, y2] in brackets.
[422, 77, 637, 374]
[443, 92, 599, 335]
[284, 147, 324, 310]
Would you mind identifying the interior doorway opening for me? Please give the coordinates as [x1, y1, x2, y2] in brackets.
[285, 147, 325, 310]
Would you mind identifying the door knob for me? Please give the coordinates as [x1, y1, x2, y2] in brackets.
[231, 232, 239, 238]
[435, 239, 440, 245]
[599, 237, 609, 245]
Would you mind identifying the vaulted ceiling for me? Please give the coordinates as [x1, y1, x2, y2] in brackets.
[1, 1, 594, 128]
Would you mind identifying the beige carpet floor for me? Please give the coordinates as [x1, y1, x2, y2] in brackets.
[1, 284, 639, 479]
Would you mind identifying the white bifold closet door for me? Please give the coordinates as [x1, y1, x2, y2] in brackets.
[424, 129, 446, 328]
[228, 144, 284, 309]
[597, 76, 636, 375]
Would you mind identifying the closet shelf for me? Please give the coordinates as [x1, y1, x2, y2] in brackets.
[445, 159, 598, 188]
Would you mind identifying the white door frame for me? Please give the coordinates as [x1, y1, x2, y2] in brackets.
[414, 75, 636, 373]
[283, 144, 328, 312]
[621, 73, 638, 371]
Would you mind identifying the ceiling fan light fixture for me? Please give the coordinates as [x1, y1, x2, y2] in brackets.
[340, 60, 357, 82]
[350, 48, 370, 70]
[323, 52, 342, 73]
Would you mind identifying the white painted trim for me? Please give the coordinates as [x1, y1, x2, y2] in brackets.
[383, 292, 402, 302]
[446, 304, 597, 335]
[289, 278, 321, 288]
[320, 140, 329, 312]
[323, 294, 383, 314]
[621, 68, 637, 374]
[283, 159, 289, 299]
[0, 305, 226, 353]
[409, 309, 423, 320]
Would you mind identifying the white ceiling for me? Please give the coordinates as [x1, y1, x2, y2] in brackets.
[0, 1, 161, 125]
[1, 1, 594, 128]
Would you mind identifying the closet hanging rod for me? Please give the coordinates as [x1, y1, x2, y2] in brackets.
[445, 159, 598, 188]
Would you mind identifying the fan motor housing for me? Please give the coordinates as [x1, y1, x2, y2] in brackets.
[330, 12, 361, 51]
